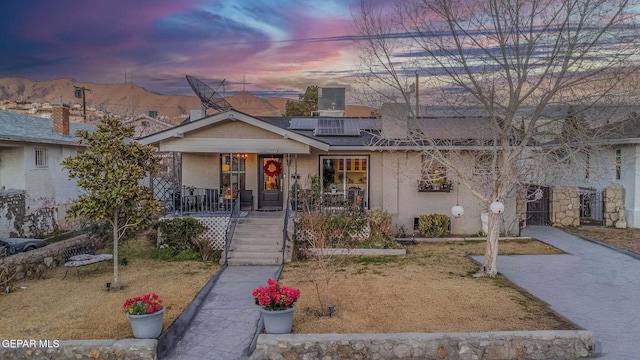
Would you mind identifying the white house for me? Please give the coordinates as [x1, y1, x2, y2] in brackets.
[0, 104, 95, 237]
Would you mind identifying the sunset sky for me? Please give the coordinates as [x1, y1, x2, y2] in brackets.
[1, 1, 638, 102]
[0, 0, 371, 98]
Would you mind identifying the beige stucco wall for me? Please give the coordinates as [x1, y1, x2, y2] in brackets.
[187, 121, 282, 140]
[182, 153, 218, 188]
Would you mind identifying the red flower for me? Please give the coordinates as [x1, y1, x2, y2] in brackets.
[253, 279, 300, 311]
[124, 293, 164, 315]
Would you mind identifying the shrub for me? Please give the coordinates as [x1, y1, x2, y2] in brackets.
[367, 209, 396, 248]
[418, 214, 450, 238]
[153, 218, 205, 252]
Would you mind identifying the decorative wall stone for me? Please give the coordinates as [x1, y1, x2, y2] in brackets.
[551, 186, 580, 227]
[252, 331, 595, 360]
[603, 184, 625, 227]
[0, 234, 98, 290]
[0, 339, 156, 360]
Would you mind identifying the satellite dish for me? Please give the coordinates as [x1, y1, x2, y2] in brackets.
[186, 75, 234, 112]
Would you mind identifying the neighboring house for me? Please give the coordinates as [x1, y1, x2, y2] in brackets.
[139, 105, 517, 236]
[548, 116, 640, 228]
[124, 112, 174, 138]
[0, 104, 95, 237]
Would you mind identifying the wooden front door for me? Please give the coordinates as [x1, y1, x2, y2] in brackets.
[258, 155, 283, 210]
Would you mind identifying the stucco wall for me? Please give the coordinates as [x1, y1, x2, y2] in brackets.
[181, 153, 217, 188]
[0, 146, 24, 190]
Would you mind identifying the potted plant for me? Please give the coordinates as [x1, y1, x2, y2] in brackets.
[123, 293, 165, 339]
[253, 278, 300, 334]
[329, 183, 338, 194]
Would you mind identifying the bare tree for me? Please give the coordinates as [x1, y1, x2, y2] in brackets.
[354, 0, 640, 276]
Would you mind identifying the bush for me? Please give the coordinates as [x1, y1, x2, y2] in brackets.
[418, 214, 450, 238]
[153, 218, 206, 252]
[152, 248, 201, 261]
[367, 209, 396, 248]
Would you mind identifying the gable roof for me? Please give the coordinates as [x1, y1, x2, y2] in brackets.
[0, 111, 95, 146]
[138, 110, 331, 151]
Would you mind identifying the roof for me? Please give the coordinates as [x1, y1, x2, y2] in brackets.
[139, 109, 498, 151]
[0, 111, 95, 146]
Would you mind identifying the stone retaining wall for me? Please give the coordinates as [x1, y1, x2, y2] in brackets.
[0, 339, 156, 360]
[252, 331, 595, 360]
[0, 234, 98, 289]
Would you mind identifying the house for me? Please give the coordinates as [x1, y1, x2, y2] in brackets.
[0, 104, 95, 237]
[546, 115, 640, 228]
[139, 104, 518, 236]
[124, 112, 173, 138]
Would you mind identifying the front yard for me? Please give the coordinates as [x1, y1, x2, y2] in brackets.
[282, 239, 577, 333]
[567, 226, 640, 254]
[0, 237, 218, 340]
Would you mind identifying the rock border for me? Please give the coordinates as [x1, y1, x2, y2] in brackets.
[251, 330, 595, 360]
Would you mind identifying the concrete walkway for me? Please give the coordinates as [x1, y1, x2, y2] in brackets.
[161, 265, 280, 360]
[476, 226, 640, 360]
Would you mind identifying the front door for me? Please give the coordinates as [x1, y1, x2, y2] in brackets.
[258, 155, 283, 210]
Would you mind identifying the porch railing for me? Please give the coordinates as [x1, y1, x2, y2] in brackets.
[320, 188, 366, 216]
[162, 186, 233, 216]
[223, 194, 241, 265]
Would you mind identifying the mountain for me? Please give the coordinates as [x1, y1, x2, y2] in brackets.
[0, 77, 375, 124]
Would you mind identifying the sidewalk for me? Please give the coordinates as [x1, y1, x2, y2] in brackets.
[476, 226, 640, 359]
[161, 265, 280, 360]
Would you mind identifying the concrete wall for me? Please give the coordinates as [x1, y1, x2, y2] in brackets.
[252, 331, 595, 360]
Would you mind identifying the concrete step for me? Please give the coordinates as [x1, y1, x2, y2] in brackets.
[237, 217, 284, 225]
[233, 229, 282, 238]
[232, 237, 282, 246]
[230, 244, 282, 252]
[226, 257, 283, 266]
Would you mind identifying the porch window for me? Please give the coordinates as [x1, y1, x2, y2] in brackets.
[319, 156, 368, 205]
[220, 154, 246, 198]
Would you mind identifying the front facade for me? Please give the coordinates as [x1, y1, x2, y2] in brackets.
[140, 108, 518, 236]
[0, 106, 94, 237]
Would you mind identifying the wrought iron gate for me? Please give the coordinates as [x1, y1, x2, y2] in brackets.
[579, 188, 603, 225]
[526, 185, 550, 226]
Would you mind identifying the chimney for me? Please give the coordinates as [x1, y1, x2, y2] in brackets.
[52, 103, 70, 136]
[190, 105, 206, 122]
[381, 103, 409, 139]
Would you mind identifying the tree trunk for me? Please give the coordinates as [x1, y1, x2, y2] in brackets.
[476, 212, 500, 277]
[112, 210, 120, 289]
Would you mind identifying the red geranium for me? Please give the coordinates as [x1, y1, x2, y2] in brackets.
[252, 278, 300, 311]
[123, 293, 163, 315]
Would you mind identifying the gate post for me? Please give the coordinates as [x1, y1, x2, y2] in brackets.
[551, 186, 580, 227]
[603, 184, 625, 227]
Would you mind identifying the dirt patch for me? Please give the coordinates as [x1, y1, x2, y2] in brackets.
[0, 237, 218, 339]
[281, 239, 576, 333]
[566, 226, 640, 254]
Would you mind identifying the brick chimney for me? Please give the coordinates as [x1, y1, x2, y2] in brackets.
[52, 103, 70, 136]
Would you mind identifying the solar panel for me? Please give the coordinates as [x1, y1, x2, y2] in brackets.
[289, 118, 317, 130]
[314, 118, 360, 136]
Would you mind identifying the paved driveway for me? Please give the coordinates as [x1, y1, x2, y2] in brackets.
[474, 226, 640, 359]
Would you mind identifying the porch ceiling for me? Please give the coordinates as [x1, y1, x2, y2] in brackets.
[159, 137, 311, 154]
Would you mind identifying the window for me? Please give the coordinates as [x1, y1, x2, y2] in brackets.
[319, 156, 369, 205]
[585, 153, 590, 180]
[615, 149, 621, 180]
[35, 148, 47, 168]
[419, 155, 452, 191]
[220, 154, 246, 198]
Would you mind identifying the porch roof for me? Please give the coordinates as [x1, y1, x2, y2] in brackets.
[137, 110, 330, 153]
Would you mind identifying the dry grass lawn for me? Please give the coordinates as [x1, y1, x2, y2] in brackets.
[0, 237, 218, 340]
[567, 226, 640, 254]
[282, 239, 577, 334]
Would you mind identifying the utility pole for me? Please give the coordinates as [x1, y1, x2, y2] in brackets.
[73, 86, 91, 121]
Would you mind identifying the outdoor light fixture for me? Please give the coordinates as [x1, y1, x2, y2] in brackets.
[121, 258, 128, 266]
[450, 178, 464, 218]
[490, 200, 505, 214]
[106, 282, 111, 291]
[451, 204, 464, 218]
[328, 306, 335, 317]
